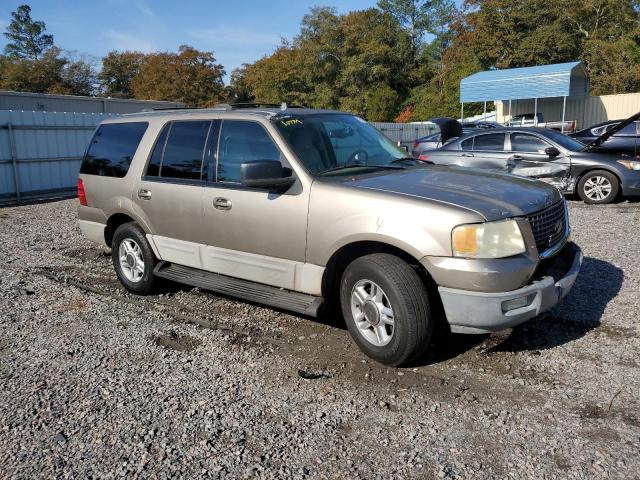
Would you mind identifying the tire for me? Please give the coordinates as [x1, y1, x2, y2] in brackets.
[111, 222, 158, 295]
[577, 170, 619, 204]
[340, 253, 433, 366]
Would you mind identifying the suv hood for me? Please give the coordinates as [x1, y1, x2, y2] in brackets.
[583, 111, 640, 150]
[345, 166, 562, 221]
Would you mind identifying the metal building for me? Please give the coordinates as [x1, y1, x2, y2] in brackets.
[0, 90, 184, 114]
[460, 61, 589, 131]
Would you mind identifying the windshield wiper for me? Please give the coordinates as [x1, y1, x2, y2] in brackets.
[319, 164, 405, 175]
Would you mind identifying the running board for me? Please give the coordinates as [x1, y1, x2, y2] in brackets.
[153, 262, 324, 317]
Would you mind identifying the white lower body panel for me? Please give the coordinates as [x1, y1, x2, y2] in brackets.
[147, 235, 324, 296]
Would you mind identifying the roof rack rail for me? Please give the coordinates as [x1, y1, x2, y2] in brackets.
[147, 106, 194, 111]
[213, 102, 306, 110]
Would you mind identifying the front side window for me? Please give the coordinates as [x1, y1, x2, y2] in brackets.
[273, 114, 408, 176]
[81, 122, 148, 177]
[472, 133, 505, 151]
[510, 133, 550, 153]
[217, 121, 283, 183]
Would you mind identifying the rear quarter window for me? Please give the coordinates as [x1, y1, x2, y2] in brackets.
[80, 122, 148, 177]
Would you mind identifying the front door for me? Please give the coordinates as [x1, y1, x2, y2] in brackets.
[201, 119, 309, 290]
[507, 132, 571, 191]
[133, 120, 214, 268]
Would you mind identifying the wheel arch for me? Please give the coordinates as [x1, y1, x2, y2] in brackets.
[104, 212, 138, 247]
[320, 240, 436, 300]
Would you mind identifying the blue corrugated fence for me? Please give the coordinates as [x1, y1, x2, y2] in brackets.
[0, 110, 116, 204]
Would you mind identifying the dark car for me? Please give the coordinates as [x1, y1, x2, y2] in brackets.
[424, 121, 640, 204]
[570, 112, 640, 156]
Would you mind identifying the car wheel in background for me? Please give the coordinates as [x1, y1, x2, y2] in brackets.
[340, 253, 433, 366]
[577, 170, 619, 205]
[112, 222, 158, 295]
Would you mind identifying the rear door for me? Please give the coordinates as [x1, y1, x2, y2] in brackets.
[133, 120, 214, 268]
[507, 132, 571, 190]
[458, 132, 510, 170]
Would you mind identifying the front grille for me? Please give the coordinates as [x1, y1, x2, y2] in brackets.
[527, 201, 567, 253]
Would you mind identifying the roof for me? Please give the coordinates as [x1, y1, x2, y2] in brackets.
[460, 62, 589, 102]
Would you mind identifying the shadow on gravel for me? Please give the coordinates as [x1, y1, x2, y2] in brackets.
[489, 256, 624, 353]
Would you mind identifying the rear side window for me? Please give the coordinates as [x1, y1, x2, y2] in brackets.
[81, 122, 148, 177]
[461, 138, 474, 150]
[145, 121, 212, 180]
[473, 133, 505, 151]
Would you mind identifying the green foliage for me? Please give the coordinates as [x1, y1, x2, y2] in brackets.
[130, 46, 226, 107]
[99, 51, 146, 98]
[0, 47, 97, 96]
[3, 4, 53, 60]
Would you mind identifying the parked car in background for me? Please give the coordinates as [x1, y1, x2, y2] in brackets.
[461, 121, 501, 129]
[412, 118, 498, 158]
[424, 120, 640, 204]
[506, 113, 577, 132]
[77, 105, 582, 366]
[569, 112, 640, 157]
[412, 129, 476, 157]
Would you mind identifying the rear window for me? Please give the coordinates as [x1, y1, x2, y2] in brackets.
[473, 133, 505, 151]
[80, 122, 148, 177]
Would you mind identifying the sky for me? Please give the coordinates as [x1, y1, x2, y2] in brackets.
[0, 0, 377, 82]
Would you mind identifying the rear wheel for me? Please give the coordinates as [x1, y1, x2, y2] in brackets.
[340, 253, 432, 366]
[577, 170, 619, 204]
[112, 222, 158, 295]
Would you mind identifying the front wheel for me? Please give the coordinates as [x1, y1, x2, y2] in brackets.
[577, 170, 619, 204]
[340, 253, 433, 366]
[112, 222, 158, 295]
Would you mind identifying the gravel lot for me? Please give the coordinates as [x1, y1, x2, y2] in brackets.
[0, 198, 639, 479]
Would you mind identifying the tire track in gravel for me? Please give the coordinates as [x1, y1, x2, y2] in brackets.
[34, 262, 553, 413]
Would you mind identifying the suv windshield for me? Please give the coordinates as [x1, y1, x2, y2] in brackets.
[273, 113, 412, 176]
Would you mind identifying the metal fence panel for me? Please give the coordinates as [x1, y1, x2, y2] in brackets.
[371, 122, 436, 146]
[0, 110, 115, 204]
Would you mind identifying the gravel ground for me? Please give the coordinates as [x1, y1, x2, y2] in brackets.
[0, 198, 639, 479]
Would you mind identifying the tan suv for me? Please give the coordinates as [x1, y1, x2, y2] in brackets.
[77, 104, 582, 366]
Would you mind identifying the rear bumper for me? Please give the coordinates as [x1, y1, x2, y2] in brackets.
[78, 220, 107, 247]
[438, 243, 582, 334]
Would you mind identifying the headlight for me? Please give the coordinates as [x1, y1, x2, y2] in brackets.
[617, 160, 640, 170]
[452, 219, 526, 258]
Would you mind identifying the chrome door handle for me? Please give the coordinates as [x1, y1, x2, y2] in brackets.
[137, 189, 152, 200]
[461, 153, 474, 157]
[213, 197, 232, 210]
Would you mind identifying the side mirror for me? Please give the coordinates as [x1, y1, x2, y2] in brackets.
[240, 160, 295, 190]
[545, 146, 560, 157]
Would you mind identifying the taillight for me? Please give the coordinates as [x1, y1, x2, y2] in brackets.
[413, 141, 419, 148]
[418, 154, 430, 162]
[77, 178, 87, 206]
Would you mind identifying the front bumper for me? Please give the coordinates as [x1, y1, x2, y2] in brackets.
[438, 243, 582, 334]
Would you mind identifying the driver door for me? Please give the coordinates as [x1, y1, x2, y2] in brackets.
[200, 119, 309, 289]
[507, 132, 571, 190]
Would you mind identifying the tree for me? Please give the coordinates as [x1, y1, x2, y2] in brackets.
[3, 4, 54, 60]
[378, 0, 455, 63]
[0, 47, 97, 95]
[130, 45, 225, 107]
[99, 51, 146, 98]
